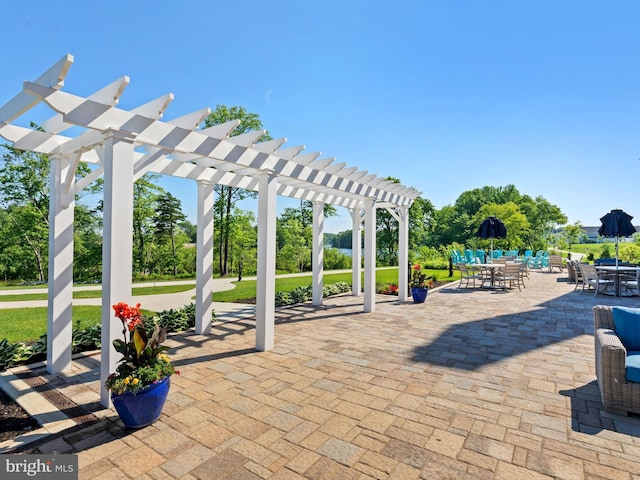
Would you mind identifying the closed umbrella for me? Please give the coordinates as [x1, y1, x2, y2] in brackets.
[598, 209, 636, 267]
[476, 216, 507, 263]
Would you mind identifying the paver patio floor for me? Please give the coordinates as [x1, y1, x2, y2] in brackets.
[3, 269, 640, 479]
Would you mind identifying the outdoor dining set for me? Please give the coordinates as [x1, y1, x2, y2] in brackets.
[570, 259, 640, 297]
[457, 258, 529, 291]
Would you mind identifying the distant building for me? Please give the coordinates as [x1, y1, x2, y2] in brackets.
[576, 226, 639, 243]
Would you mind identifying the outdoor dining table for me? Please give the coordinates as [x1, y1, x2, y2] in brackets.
[472, 263, 504, 289]
[595, 265, 640, 297]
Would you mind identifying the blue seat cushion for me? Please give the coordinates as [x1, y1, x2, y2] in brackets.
[613, 307, 640, 350]
[626, 351, 640, 383]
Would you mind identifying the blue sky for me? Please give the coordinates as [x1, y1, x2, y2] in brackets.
[1, 1, 639, 233]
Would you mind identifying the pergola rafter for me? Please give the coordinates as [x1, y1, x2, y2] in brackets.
[0, 54, 420, 407]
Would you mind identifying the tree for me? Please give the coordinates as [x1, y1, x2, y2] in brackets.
[562, 222, 585, 254]
[133, 174, 165, 276]
[227, 209, 257, 278]
[0, 146, 51, 281]
[202, 105, 271, 276]
[73, 204, 103, 282]
[408, 196, 435, 249]
[519, 195, 567, 251]
[277, 200, 338, 266]
[330, 230, 353, 249]
[375, 178, 403, 265]
[154, 192, 187, 276]
[276, 217, 310, 272]
[472, 202, 530, 251]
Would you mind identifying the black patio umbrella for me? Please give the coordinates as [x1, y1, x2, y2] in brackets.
[476, 216, 507, 263]
[598, 209, 636, 267]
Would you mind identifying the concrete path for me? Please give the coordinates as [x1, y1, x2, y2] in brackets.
[0, 278, 238, 312]
[3, 269, 640, 479]
[0, 269, 367, 317]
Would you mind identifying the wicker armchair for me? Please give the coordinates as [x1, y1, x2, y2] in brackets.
[593, 305, 640, 415]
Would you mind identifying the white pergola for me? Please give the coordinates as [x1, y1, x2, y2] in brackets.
[0, 55, 421, 407]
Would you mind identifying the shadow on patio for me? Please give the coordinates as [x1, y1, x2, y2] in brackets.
[410, 288, 593, 371]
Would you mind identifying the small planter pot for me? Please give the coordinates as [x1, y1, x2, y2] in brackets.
[411, 287, 429, 303]
[111, 376, 170, 429]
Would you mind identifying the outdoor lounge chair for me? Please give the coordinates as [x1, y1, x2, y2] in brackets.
[548, 254, 563, 273]
[594, 305, 640, 415]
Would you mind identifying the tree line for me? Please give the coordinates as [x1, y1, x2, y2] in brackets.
[0, 107, 569, 283]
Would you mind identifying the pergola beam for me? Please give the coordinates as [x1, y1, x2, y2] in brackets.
[0, 54, 73, 123]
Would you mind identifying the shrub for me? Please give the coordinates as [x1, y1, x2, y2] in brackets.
[0, 303, 215, 371]
[600, 245, 612, 258]
[0, 339, 33, 370]
[275, 281, 350, 307]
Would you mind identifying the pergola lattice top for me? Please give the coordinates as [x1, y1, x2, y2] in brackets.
[0, 54, 421, 209]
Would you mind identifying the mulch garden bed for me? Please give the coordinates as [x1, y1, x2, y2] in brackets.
[0, 388, 40, 442]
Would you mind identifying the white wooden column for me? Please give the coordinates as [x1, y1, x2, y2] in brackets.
[100, 132, 135, 407]
[256, 171, 277, 351]
[349, 208, 362, 296]
[364, 198, 377, 313]
[46, 154, 75, 374]
[196, 181, 215, 334]
[397, 207, 410, 302]
[312, 201, 324, 306]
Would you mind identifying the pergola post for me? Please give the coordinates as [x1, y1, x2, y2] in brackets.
[256, 171, 277, 351]
[46, 154, 75, 374]
[349, 208, 362, 296]
[312, 201, 324, 306]
[100, 132, 135, 407]
[397, 206, 410, 302]
[364, 198, 377, 313]
[195, 181, 215, 334]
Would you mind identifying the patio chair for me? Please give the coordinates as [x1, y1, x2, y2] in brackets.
[518, 261, 527, 287]
[529, 251, 544, 270]
[520, 258, 530, 278]
[548, 255, 563, 273]
[619, 270, 640, 296]
[464, 249, 475, 264]
[572, 261, 585, 290]
[495, 262, 523, 291]
[458, 263, 479, 289]
[594, 305, 640, 415]
[451, 250, 464, 265]
[541, 251, 550, 268]
[578, 264, 614, 296]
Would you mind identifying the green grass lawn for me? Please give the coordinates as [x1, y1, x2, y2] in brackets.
[0, 268, 456, 343]
[0, 306, 103, 343]
[213, 267, 455, 302]
[0, 284, 195, 302]
[569, 242, 634, 260]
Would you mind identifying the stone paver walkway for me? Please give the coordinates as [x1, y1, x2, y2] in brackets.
[2, 269, 640, 479]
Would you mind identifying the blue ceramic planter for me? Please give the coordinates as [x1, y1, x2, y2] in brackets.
[411, 287, 428, 303]
[112, 376, 170, 428]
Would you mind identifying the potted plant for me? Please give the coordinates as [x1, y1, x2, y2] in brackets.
[105, 302, 179, 428]
[409, 264, 433, 303]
